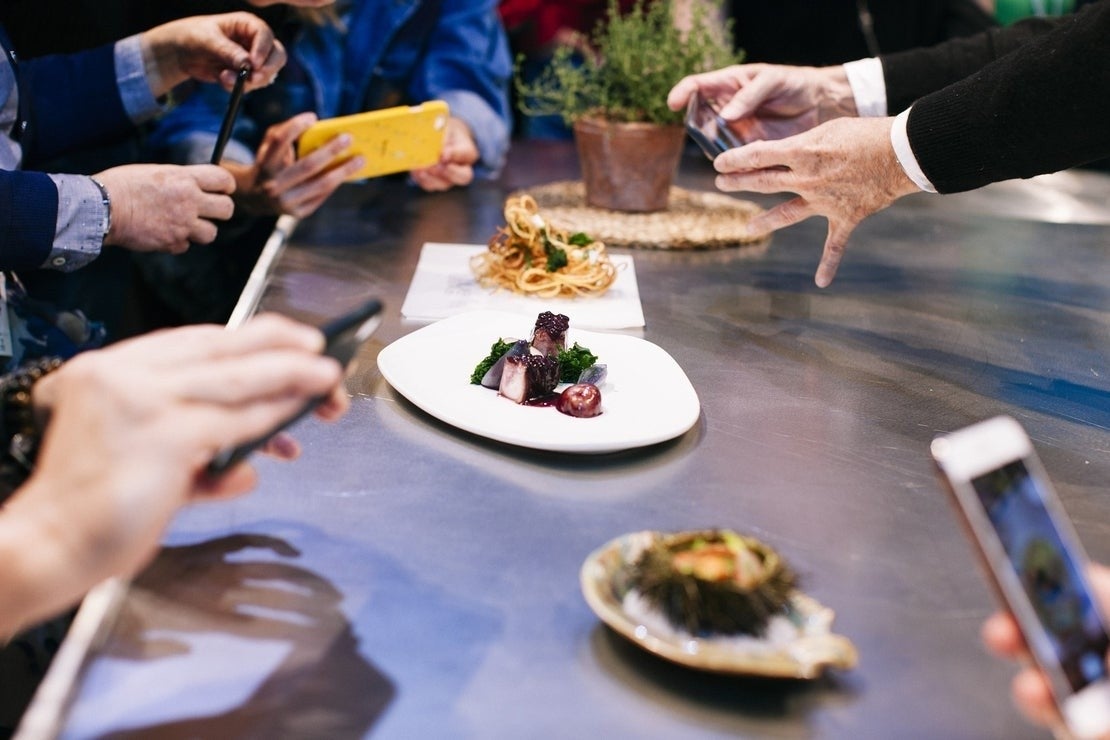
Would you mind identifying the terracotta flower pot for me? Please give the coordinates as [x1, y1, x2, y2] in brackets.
[573, 117, 686, 213]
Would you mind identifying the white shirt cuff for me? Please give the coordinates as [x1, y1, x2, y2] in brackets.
[843, 57, 887, 118]
[891, 108, 936, 194]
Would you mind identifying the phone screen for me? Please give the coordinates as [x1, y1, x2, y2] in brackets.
[972, 460, 1110, 692]
[685, 95, 743, 160]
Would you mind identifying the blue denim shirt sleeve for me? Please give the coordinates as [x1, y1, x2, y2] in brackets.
[406, 0, 512, 179]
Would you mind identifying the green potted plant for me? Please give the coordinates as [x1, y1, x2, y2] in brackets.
[516, 0, 741, 212]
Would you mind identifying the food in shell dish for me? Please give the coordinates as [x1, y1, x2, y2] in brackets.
[580, 530, 858, 677]
[627, 530, 796, 637]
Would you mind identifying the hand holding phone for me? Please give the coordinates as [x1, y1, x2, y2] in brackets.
[297, 101, 449, 181]
[685, 93, 743, 160]
[206, 298, 383, 476]
[932, 416, 1110, 739]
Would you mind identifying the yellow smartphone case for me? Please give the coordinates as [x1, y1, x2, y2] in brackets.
[297, 100, 449, 181]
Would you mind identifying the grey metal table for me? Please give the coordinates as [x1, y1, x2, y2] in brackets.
[34, 143, 1110, 738]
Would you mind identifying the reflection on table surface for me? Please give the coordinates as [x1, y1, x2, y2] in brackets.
[47, 143, 1110, 738]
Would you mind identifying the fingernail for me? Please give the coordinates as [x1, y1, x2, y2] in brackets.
[338, 134, 353, 148]
[269, 434, 299, 459]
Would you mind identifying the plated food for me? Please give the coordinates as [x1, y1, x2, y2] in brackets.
[470, 311, 606, 418]
[470, 194, 618, 299]
[376, 310, 700, 453]
[627, 530, 797, 637]
[581, 530, 858, 677]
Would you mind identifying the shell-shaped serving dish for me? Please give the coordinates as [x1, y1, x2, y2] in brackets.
[580, 530, 859, 678]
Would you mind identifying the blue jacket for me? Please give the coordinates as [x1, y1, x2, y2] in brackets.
[1, 32, 130, 269]
[149, 0, 512, 178]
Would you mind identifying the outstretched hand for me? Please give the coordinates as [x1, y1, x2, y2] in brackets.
[713, 116, 919, 287]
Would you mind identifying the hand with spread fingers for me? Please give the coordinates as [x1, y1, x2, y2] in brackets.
[712, 117, 919, 288]
[0, 313, 349, 638]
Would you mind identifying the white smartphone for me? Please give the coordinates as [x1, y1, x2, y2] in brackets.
[931, 416, 1110, 739]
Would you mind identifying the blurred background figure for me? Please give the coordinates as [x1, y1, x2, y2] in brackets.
[136, 0, 511, 328]
[0, 0, 511, 335]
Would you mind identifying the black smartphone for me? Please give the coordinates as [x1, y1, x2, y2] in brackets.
[211, 65, 251, 165]
[684, 93, 743, 160]
[932, 416, 1110, 739]
[206, 298, 383, 476]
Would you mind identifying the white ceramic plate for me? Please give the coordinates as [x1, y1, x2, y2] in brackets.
[580, 531, 859, 678]
[377, 310, 700, 453]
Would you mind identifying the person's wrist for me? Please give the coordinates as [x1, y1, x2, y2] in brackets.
[816, 66, 859, 122]
[138, 28, 183, 100]
[0, 483, 87, 637]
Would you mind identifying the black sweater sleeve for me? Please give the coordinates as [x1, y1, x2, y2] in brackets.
[902, 2, 1110, 193]
[881, 15, 1058, 114]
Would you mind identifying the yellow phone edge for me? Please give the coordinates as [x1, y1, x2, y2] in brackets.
[297, 100, 450, 182]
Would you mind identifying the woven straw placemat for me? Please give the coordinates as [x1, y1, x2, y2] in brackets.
[517, 180, 768, 250]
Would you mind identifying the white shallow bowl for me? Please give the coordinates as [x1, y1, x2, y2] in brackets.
[377, 310, 700, 454]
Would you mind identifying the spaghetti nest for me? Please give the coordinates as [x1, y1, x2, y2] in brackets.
[470, 194, 618, 298]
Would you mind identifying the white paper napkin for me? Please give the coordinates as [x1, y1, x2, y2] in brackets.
[400, 242, 645, 329]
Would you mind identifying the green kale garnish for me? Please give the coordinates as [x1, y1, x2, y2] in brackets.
[542, 234, 568, 272]
[470, 338, 514, 384]
[545, 246, 568, 272]
[568, 232, 593, 246]
[557, 342, 598, 382]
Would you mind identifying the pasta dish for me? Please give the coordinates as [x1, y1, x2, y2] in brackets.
[470, 194, 618, 298]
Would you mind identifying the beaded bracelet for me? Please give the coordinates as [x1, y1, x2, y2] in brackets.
[0, 357, 64, 472]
